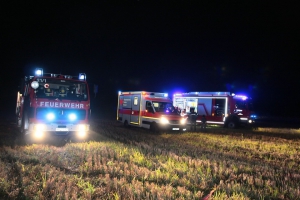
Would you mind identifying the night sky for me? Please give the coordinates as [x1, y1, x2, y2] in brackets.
[1, 1, 299, 118]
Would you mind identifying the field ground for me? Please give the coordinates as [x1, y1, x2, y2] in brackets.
[0, 116, 300, 199]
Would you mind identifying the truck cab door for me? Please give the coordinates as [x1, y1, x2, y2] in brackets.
[130, 95, 140, 125]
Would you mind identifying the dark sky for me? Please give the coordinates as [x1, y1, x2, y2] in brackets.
[1, 1, 299, 117]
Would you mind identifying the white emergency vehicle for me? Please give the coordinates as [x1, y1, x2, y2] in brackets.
[173, 92, 256, 128]
[117, 91, 187, 132]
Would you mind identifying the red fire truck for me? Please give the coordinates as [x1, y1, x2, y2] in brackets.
[117, 91, 188, 132]
[16, 68, 91, 142]
[173, 92, 256, 128]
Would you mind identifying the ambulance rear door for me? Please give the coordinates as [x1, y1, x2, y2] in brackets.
[130, 94, 141, 125]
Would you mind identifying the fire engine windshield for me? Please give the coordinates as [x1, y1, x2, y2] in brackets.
[235, 99, 254, 111]
[152, 102, 180, 115]
[34, 79, 88, 101]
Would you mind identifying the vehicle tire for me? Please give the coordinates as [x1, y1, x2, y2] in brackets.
[16, 115, 20, 127]
[20, 111, 29, 134]
[124, 120, 129, 128]
[15, 133, 32, 145]
[14, 134, 25, 146]
[24, 134, 33, 145]
[227, 121, 237, 129]
[150, 122, 159, 133]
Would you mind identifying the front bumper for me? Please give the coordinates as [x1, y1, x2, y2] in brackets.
[158, 124, 187, 131]
[28, 123, 90, 135]
[240, 118, 256, 124]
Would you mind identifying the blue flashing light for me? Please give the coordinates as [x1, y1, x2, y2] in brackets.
[174, 93, 182, 96]
[68, 113, 77, 121]
[35, 68, 43, 76]
[235, 95, 248, 100]
[164, 93, 168, 97]
[46, 113, 55, 121]
[250, 114, 257, 119]
[79, 73, 86, 80]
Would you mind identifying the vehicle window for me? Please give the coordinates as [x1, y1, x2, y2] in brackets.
[35, 79, 88, 101]
[152, 101, 178, 114]
[235, 100, 247, 109]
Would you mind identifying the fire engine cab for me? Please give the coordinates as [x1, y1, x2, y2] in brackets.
[117, 91, 187, 132]
[173, 92, 256, 128]
[16, 68, 90, 142]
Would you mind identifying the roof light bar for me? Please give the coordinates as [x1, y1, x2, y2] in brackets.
[173, 93, 182, 96]
[64, 75, 73, 79]
[235, 95, 248, 100]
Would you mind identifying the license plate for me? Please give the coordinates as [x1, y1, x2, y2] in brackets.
[172, 128, 180, 130]
[56, 128, 68, 131]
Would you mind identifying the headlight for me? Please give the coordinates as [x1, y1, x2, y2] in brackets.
[77, 131, 86, 138]
[161, 117, 169, 124]
[77, 124, 88, 138]
[33, 124, 46, 138]
[68, 113, 77, 121]
[34, 124, 46, 131]
[78, 124, 87, 131]
[180, 118, 187, 124]
[46, 113, 55, 120]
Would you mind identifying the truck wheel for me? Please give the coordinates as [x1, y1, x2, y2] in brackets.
[21, 112, 29, 134]
[227, 121, 236, 129]
[124, 120, 129, 128]
[24, 134, 33, 145]
[16, 115, 20, 127]
[150, 122, 159, 133]
[15, 133, 32, 145]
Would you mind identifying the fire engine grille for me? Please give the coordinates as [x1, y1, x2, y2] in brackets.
[36, 108, 86, 121]
[169, 120, 180, 124]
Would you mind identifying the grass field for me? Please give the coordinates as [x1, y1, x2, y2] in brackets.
[0, 119, 300, 199]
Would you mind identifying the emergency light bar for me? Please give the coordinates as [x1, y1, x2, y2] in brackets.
[187, 92, 231, 96]
[174, 92, 249, 98]
[146, 92, 168, 97]
[35, 68, 43, 76]
[32, 68, 87, 81]
[174, 92, 231, 97]
[233, 95, 248, 100]
[64, 75, 73, 79]
[173, 93, 182, 96]
[119, 91, 168, 98]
